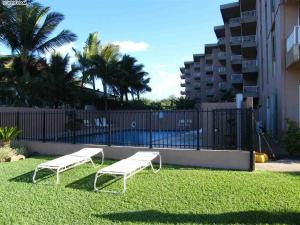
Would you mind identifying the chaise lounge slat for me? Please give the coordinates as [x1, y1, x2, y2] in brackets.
[32, 148, 104, 184]
[94, 151, 161, 194]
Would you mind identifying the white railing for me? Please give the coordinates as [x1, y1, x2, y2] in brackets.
[229, 17, 241, 24]
[206, 77, 214, 83]
[241, 10, 256, 19]
[218, 66, 226, 73]
[286, 26, 300, 52]
[230, 36, 242, 44]
[243, 86, 258, 94]
[231, 74, 243, 83]
[242, 35, 256, 43]
[205, 65, 214, 71]
[242, 60, 258, 70]
[218, 52, 226, 58]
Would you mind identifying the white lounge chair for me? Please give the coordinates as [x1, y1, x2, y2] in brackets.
[33, 148, 104, 184]
[94, 151, 161, 194]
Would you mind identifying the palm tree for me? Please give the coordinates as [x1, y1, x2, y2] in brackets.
[73, 32, 100, 89]
[41, 53, 80, 108]
[114, 55, 150, 102]
[0, 2, 77, 77]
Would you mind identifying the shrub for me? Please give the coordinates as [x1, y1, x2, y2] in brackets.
[10, 140, 27, 156]
[0, 145, 16, 162]
[282, 119, 300, 155]
[0, 127, 21, 146]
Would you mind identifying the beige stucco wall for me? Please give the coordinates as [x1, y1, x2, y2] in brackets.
[23, 141, 252, 171]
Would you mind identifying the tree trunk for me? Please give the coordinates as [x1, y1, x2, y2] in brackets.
[137, 92, 140, 100]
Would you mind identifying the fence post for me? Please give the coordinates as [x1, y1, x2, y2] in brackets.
[72, 110, 76, 144]
[108, 111, 111, 146]
[197, 110, 200, 150]
[149, 110, 152, 149]
[42, 111, 46, 143]
[249, 108, 255, 172]
[15, 112, 20, 140]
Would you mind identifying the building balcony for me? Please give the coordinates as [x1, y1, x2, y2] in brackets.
[242, 35, 256, 48]
[229, 17, 241, 28]
[194, 62, 201, 70]
[180, 74, 186, 79]
[217, 52, 226, 60]
[230, 36, 242, 45]
[180, 83, 186, 87]
[206, 89, 215, 97]
[205, 54, 213, 62]
[205, 65, 214, 72]
[217, 66, 227, 76]
[242, 60, 258, 73]
[180, 91, 186, 95]
[241, 10, 256, 23]
[185, 69, 191, 74]
[243, 85, 258, 97]
[194, 86, 201, 91]
[206, 77, 214, 84]
[286, 26, 300, 68]
[194, 76, 201, 81]
[231, 74, 243, 84]
[231, 55, 242, 64]
[218, 37, 225, 46]
[218, 82, 227, 91]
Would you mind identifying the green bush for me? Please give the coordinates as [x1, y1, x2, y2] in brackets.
[0, 145, 16, 162]
[282, 119, 300, 155]
[10, 140, 27, 156]
[0, 127, 21, 146]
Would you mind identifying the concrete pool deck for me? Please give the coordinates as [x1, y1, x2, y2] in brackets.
[256, 159, 300, 172]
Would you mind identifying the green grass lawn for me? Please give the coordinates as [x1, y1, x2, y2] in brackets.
[0, 156, 299, 225]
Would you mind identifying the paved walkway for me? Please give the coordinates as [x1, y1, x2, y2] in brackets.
[256, 159, 300, 172]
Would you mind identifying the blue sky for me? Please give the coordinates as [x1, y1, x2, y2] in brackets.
[0, 0, 233, 100]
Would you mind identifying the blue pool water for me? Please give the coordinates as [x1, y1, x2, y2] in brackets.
[58, 130, 198, 148]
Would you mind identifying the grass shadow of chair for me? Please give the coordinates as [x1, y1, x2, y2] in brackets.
[66, 173, 122, 192]
[9, 169, 55, 184]
[93, 210, 300, 224]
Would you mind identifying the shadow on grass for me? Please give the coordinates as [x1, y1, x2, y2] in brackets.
[9, 169, 56, 184]
[66, 174, 122, 192]
[94, 210, 300, 224]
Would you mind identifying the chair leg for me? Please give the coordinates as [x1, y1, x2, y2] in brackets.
[56, 170, 60, 184]
[32, 167, 39, 183]
[94, 173, 100, 191]
[151, 154, 161, 173]
[90, 158, 96, 168]
[122, 175, 126, 194]
[100, 151, 104, 165]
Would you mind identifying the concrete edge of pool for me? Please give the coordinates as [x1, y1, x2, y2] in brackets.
[23, 141, 252, 171]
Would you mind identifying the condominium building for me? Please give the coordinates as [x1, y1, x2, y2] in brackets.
[257, 0, 300, 138]
[180, 0, 300, 137]
[180, 0, 258, 104]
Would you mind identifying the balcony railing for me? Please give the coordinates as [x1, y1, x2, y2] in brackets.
[231, 74, 243, 84]
[217, 66, 227, 74]
[206, 77, 214, 83]
[194, 76, 201, 81]
[242, 60, 258, 73]
[205, 54, 213, 61]
[230, 36, 242, 45]
[231, 55, 242, 64]
[180, 83, 186, 87]
[229, 17, 241, 27]
[243, 86, 258, 97]
[218, 37, 225, 46]
[242, 35, 256, 46]
[205, 65, 214, 72]
[218, 82, 227, 91]
[286, 26, 300, 68]
[241, 10, 256, 21]
[180, 91, 186, 95]
[194, 86, 201, 91]
[180, 74, 186, 79]
[217, 52, 226, 59]
[206, 89, 215, 96]
[185, 69, 191, 74]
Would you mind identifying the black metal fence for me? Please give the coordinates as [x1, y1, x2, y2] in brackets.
[0, 109, 254, 151]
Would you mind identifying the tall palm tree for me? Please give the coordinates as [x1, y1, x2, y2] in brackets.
[114, 55, 150, 102]
[73, 32, 100, 89]
[0, 1, 77, 76]
[40, 53, 80, 108]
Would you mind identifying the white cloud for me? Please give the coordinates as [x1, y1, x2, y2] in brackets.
[112, 41, 149, 53]
[144, 67, 181, 100]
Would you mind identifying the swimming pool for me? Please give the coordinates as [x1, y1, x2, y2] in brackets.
[58, 130, 200, 149]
